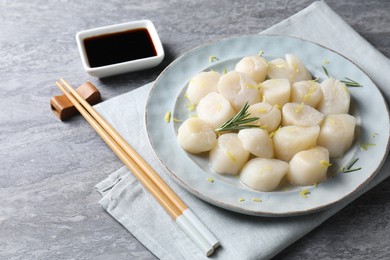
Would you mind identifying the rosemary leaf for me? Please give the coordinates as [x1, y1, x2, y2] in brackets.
[322, 65, 330, 78]
[340, 77, 363, 87]
[341, 167, 362, 173]
[347, 157, 359, 170]
[340, 157, 361, 173]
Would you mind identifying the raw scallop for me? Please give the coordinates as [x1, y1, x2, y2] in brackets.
[186, 71, 221, 105]
[273, 125, 320, 161]
[247, 102, 281, 133]
[267, 54, 311, 83]
[235, 56, 268, 83]
[237, 128, 274, 158]
[209, 133, 250, 175]
[240, 158, 289, 192]
[177, 118, 217, 154]
[288, 146, 330, 186]
[261, 78, 291, 107]
[291, 80, 323, 108]
[317, 78, 350, 115]
[282, 102, 325, 127]
[218, 71, 262, 111]
[317, 114, 357, 157]
[197, 92, 236, 129]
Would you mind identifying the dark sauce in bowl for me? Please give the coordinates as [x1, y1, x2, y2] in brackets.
[83, 28, 157, 68]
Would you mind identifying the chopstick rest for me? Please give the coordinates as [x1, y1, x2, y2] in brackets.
[50, 81, 101, 121]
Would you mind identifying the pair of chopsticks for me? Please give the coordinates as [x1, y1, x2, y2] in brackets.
[55, 79, 219, 256]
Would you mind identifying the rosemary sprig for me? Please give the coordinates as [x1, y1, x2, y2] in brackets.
[340, 77, 363, 87]
[215, 102, 259, 132]
[340, 157, 362, 173]
[322, 65, 362, 87]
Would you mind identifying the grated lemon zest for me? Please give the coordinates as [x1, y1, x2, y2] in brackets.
[299, 189, 310, 198]
[359, 143, 376, 151]
[208, 55, 219, 62]
[295, 102, 304, 113]
[257, 108, 268, 113]
[252, 198, 262, 202]
[164, 112, 171, 123]
[226, 150, 237, 162]
[303, 85, 316, 103]
[320, 160, 332, 168]
[206, 177, 214, 183]
[186, 103, 196, 112]
[245, 82, 260, 89]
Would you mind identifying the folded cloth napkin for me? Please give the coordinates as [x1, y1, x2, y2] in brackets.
[94, 1, 390, 259]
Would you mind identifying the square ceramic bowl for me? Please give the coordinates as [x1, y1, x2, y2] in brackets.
[76, 20, 164, 78]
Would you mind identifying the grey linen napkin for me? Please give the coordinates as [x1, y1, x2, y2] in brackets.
[94, 1, 390, 259]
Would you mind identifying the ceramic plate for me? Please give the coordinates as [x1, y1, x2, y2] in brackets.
[145, 35, 390, 216]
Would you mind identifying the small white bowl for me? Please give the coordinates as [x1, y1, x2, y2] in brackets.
[76, 20, 164, 78]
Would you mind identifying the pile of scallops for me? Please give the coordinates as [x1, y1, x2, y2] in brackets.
[177, 54, 357, 192]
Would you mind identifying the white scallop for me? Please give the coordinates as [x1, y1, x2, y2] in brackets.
[288, 146, 330, 186]
[247, 102, 282, 133]
[282, 102, 325, 127]
[267, 54, 311, 83]
[186, 71, 221, 105]
[317, 114, 357, 158]
[177, 118, 217, 154]
[267, 58, 292, 80]
[261, 78, 291, 107]
[197, 92, 236, 129]
[291, 80, 323, 108]
[285, 54, 312, 83]
[209, 133, 250, 175]
[240, 158, 289, 192]
[218, 71, 262, 111]
[317, 78, 350, 115]
[237, 128, 274, 158]
[235, 56, 268, 83]
[273, 125, 320, 161]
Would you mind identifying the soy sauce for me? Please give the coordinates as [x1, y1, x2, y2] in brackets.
[84, 28, 157, 68]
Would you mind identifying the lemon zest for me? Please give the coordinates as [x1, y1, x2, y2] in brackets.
[186, 103, 196, 112]
[295, 102, 304, 113]
[245, 82, 260, 89]
[206, 177, 214, 183]
[299, 189, 310, 198]
[303, 85, 316, 103]
[216, 103, 222, 112]
[226, 150, 237, 162]
[359, 143, 376, 151]
[252, 198, 262, 202]
[208, 55, 219, 62]
[164, 112, 171, 123]
[320, 160, 332, 168]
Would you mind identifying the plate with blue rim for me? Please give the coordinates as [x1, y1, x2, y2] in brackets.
[144, 34, 390, 217]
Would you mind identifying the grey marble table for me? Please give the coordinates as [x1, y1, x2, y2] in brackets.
[1, 0, 389, 259]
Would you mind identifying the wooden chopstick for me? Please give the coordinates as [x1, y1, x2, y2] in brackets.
[55, 80, 219, 256]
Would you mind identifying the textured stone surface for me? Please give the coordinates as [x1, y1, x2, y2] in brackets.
[0, 0, 389, 259]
